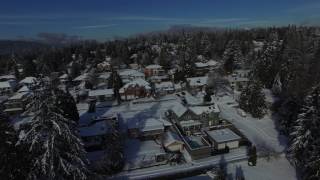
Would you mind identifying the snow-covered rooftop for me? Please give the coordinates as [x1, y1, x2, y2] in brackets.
[59, 74, 68, 79]
[89, 89, 114, 97]
[140, 118, 164, 132]
[0, 81, 14, 89]
[206, 60, 218, 67]
[171, 102, 188, 118]
[19, 77, 37, 84]
[187, 76, 208, 87]
[0, 75, 16, 81]
[195, 62, 209, 68]
[155, 81, 174, 90]
[73, 73, 89, 82]
[206, 128, 241, 143]
[120, 78, 151, 92]
[127, 117, 164, 132]
[163, 131, 184, 147]
[119, 69, 144, 78]
[98, 73, 111, 80]
[9, 92, 30, 100]
[17, 85, 31, 93]
[189, 104, 220, 115]
[145, 64, 162, 69]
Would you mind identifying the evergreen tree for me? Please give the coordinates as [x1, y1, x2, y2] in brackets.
[24, 59, 38, 77]
[20, 83, 90, 180]
[109, 69, 123, 104]
[54, 89, 80, 123]
[239, 80, 267, 118]
[289, 86, 320, 179]
[253, 41, 282, 88]
[248, 145, 257, 166]
[272, 73, 282, 95]
[0, 113, 21, 179]
[158, 49, 171, 70]
[94, 126, 124, 175]
[223, 41, 243, 73]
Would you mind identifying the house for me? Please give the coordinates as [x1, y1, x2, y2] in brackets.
[187, 76, 208, 91]
[59, 74, 69, 84]
[127, 117, 169, 139]
[205, 128, 242, 150]
[144, 64, 165, 77]
[119, 79, 151, 100]
[79, 120, 113, 151]
[227, 70, 251, 91]
[169, 103, 203, 133]
[124, 139, 168, 170]
[0, 80, 17, 96]
[119, 69, 145, 84]
[97, 72, 111, 87]
[155, 81, 175, 95]
[19, 77, 37, 89]
[4, 91, 31, 116]
[163, 131, 184, 152]
[194, 62, 209, 76]
[97, 61, 111, 72]
[206, 60, 219, 70]
[88, 89, 114, 102]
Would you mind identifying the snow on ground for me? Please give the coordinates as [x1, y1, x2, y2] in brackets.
[213, 94, 287, 153]
[182, 155, 298, 180]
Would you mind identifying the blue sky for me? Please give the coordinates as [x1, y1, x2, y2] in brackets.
[1, 0, 320, 40]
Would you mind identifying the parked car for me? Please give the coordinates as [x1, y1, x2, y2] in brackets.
[237, 108, 247, 117]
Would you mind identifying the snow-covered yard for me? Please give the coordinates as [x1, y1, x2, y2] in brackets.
[182, 155, 297, 180]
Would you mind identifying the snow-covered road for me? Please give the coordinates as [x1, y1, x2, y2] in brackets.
[215, 95, 287, 153]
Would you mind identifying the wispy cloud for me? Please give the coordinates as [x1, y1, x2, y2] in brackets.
[200, 18, 249, 24]
[104, 16, 186, 22]
[74, 24, 118, 29]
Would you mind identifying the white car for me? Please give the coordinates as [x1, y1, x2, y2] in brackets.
[237, 108, 247, 117]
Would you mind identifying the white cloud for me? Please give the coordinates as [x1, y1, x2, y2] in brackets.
[74, 24, 118, 29]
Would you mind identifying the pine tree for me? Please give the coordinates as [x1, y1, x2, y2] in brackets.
[239, 80, 267, 118]
[272, 73, 282, 95]
[20, 83, 90, 180]
[248, 145, 257, 166]
[289, 86, 320, 179]
[253, 41, 282, 88]
[223, 41, 243, 74]
[54, 89, 80, 123]
[24, 59, 38, 77]
[159, 49, 171, 70]
[0, 113, 18, 179]
[94, 127, 124, 175]
[109, 69, 123, 104]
